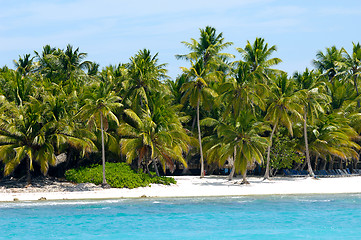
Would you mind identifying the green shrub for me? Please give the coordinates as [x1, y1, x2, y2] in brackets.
[65, 162, 176, 189]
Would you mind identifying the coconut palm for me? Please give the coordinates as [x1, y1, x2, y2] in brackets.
[78, 82, 122, 186]
[216, 111, 268, 184]
[176, 26, 234, 66]
[13, 54, 35, 77]
[305, 112, 360, 170]
[219, 61, 267, 118]
[180, 59, 218, 177]
[294, 70, 330, 177]
[119, 102, 189, 176]
[123, 49, 168, 113]
[0, 97, 94, 185]
[0, 69, 33, 106]
[340, 42, 361, 108]
[236, 37, 282, 81]
[313, 46, 344, 84]
[263, 73, 303, 179]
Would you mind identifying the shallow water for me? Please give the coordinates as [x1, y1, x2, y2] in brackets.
[1, 194, 361, 239]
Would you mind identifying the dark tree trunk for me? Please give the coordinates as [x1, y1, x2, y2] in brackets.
[339, 158, 343, 170]
[314, 154, 319, 170]
[264, 123, 277, 180]
[353, 74, 360, 108]
[321, 158, 327, 170]
[26, 156, 31, 186]
[153, 159, 160, 177]
[328, 157, 334, 170]
[100, 112, 107, 186]
[300, 158, 307, 171]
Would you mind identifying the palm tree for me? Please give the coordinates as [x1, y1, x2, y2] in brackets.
[305, 112, 360, 171]
[78, 82, 122, 186]
[294, 70, 330, 177]
[263, 73, 303, 179]
[0, 69, 33, 106]
[313, 46, 344, 84]
[180, 59, 218, 177]
[219, 61, 267, 118]
[176, 26, 234, 66]
[0, 97, 94, 185]
[216, 111, 268, 184]
[13, 54, 35, 77]
[123, 49, 168, 113]
[340, 42, 361, 108]
[236, 37, 282, 81]
[119, 103, 189, 176]
[60, 44, 92, 78]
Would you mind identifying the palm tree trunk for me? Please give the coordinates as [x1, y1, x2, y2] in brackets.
[228, 147, 236, 181]
[264, 123, 277, 180]
[153, 159, 160, 177]
[329, 156, 334, 170]
[100, 112, 107, 185]
[26, 156, 31, 185]
[314, 154, 319, 170]
[339, 158, 343, 169]
[197, 99, 205, 178]
[353, 74, 360, 108]
[321, 158, 327, 170]
[241, 171, 249, 184]
[303, 107, 315, 178]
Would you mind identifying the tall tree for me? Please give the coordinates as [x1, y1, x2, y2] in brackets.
[263, 73, 303, 179]
[294, 69, 330, 177]
[236, 37, 282, 81]
[78, 82, 121, 186]
[119, 101, 190, 176]
[176, 26, 234, 66]
[180, 59, 218, 177]
[313, 46, 344, 84]
[124, 49, 168, 113]
[340, 42, 361, 108]
[0, 97, 93, 185]
[216, 111, 268, 184]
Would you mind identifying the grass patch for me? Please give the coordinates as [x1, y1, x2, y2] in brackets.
[65, 162, 176, 189]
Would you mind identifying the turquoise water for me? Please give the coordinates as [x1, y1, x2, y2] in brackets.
[1, 194, 361, 239]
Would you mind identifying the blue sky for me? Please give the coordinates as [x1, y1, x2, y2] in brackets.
[1, 0, 361, 79]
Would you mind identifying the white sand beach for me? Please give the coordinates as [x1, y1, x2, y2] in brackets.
[1, 175, 361, 202]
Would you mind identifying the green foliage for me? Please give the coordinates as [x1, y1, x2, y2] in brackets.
[269, 131, 304, 173]
[65, 162, 176, 189]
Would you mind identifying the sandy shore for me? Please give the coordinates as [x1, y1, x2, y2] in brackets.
[1, 175, 361, 202]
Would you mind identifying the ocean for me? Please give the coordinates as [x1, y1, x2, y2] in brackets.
[1, 194, 361, 239]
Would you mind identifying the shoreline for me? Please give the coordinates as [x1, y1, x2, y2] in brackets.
[1, 175, 361, 202]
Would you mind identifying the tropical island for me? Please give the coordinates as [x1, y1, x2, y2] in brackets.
[1, 26, 361, 201]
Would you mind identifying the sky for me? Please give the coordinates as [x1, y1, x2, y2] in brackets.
[1, 0, 361, 79]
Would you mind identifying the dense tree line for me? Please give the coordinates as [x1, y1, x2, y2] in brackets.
[1, 26, 360, 185]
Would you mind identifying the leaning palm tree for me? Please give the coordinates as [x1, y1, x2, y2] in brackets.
[263, 73, 303, 179]
[78, 82, 122, 186]
[180, 59, 218, 178]
[295, 70, 330, 177]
